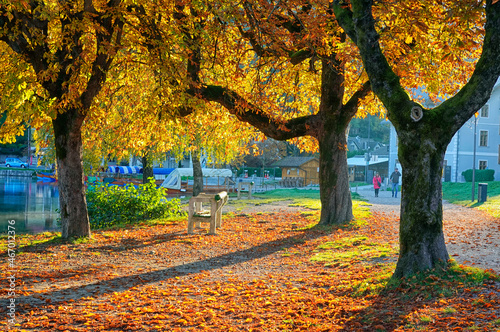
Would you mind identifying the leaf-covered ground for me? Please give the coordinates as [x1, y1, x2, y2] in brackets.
[1, 198, 499, 331]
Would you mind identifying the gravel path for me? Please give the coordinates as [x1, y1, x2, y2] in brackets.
[357, 185, 500, 274]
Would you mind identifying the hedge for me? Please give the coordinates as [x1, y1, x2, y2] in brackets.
[461, 169, 495, 182]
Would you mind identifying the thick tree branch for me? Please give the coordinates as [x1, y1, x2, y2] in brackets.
[82, 0, 124, 110]
[238, 1, 316, 66]
[342, 80, 371, 118]
[0, 5, 49, 73]
[173, 2, 204, 116]
[331, 1, 357, 44]
[439, 0, 500, 133]
[348, 0, 412, 125]
[199, 85, 318, 140]
[337, 0, 500, 133]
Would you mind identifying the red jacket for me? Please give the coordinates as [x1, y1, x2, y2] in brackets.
[373, 176, 382, 189]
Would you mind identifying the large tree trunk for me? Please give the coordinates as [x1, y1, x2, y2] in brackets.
[317, 125, 353, 225]
[192, 150, 203, 196]
[393, 133, 449, 278]
[317, 57, 354, 225]
[52, 109, 90, 239]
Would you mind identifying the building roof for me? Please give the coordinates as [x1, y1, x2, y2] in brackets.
[271, 156, 318, 167]
[347, 156, 388, 166]
[372, 145, 389, 156]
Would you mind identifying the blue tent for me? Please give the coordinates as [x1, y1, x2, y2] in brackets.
[152, 168, 175, 175]
[108, 166, 142, 174]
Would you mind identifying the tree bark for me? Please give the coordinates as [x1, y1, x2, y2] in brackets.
[192, 150, 203, 196]
[317, 127, 353, 225]
[316, 58, 355, 225]
[142, 152, 154, 184]
[52, 109, 90, 239]
[393, 132, 450, 277]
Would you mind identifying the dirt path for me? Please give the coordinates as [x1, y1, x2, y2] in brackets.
[357, 186, 500, 274]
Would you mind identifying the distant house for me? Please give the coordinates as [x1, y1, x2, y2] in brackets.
[272, 156, 319, 185]
[348, 136, 386, 153]
[347, 137, 363, 152]
[372, 144, 389, 157]
[388, 78, 500, 182]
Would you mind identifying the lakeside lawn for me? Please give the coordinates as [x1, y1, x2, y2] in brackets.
[442, 181, 500, 218]
[1, 189, 499, 331]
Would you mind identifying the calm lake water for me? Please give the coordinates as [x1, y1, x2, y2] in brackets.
[0, 176, 60, 234]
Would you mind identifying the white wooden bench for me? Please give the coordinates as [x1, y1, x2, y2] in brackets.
[188, 191, 228, 235]
[237, 181, 254, 199]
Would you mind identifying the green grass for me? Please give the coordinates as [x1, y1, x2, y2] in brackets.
[225, 189, 323, 212]
[442, 307, 457, 314]
[0, 166, 36, 171]
[251, 189, 362, 209]
[253, 188, 321, 200]
[0, 231, 61, 252]
[442, 181, 500, 218]
[311, 235, 396, 266]
[327, 259, 499, 299]
[385, 259, 499, 299]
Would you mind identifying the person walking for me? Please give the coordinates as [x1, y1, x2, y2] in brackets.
[390, 167, 401, 198]
[372, 172, 382, 197]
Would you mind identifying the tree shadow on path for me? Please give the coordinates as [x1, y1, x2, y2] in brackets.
[6, 226, 336, 311]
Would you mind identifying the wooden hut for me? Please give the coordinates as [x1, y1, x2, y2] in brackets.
[272, 156, 319, 186]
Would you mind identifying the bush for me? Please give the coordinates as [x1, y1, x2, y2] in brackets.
[86, 178, 186, 229]
[461, 169, 495, 182]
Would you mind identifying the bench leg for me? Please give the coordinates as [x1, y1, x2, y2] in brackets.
[216, 208, 222, 228]
[216, 200, 226, 228]
[208, 218, 216, 234]
[188, 204, 195, 234]
[208, 203, 217, 235]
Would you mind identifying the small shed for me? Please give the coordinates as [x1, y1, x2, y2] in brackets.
[272, 156, 319, 186]
[347, 156, 389, 182]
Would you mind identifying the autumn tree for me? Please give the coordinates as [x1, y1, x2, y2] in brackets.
[79, 43, 256, 193]
[149, 0, 373, 224]
[334, 0, 500, 277]
[0, 1, 125, 238]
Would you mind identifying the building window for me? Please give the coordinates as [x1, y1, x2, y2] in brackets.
[480, 104, 489, 118]
[479, 160, 487, 170]
[479, 130, 488, 147]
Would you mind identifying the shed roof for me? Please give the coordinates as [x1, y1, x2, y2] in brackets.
[271, 156, 318, 167]
[347, 156, 388, 166]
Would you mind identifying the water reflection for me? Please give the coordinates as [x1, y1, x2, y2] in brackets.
[0, 176, 60, 234]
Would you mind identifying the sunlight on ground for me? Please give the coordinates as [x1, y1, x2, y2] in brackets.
[1, 189, 499, 331]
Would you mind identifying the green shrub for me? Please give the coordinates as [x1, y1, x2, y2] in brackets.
[461, 169, 495, 182]
[86, 179, 186, 229]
